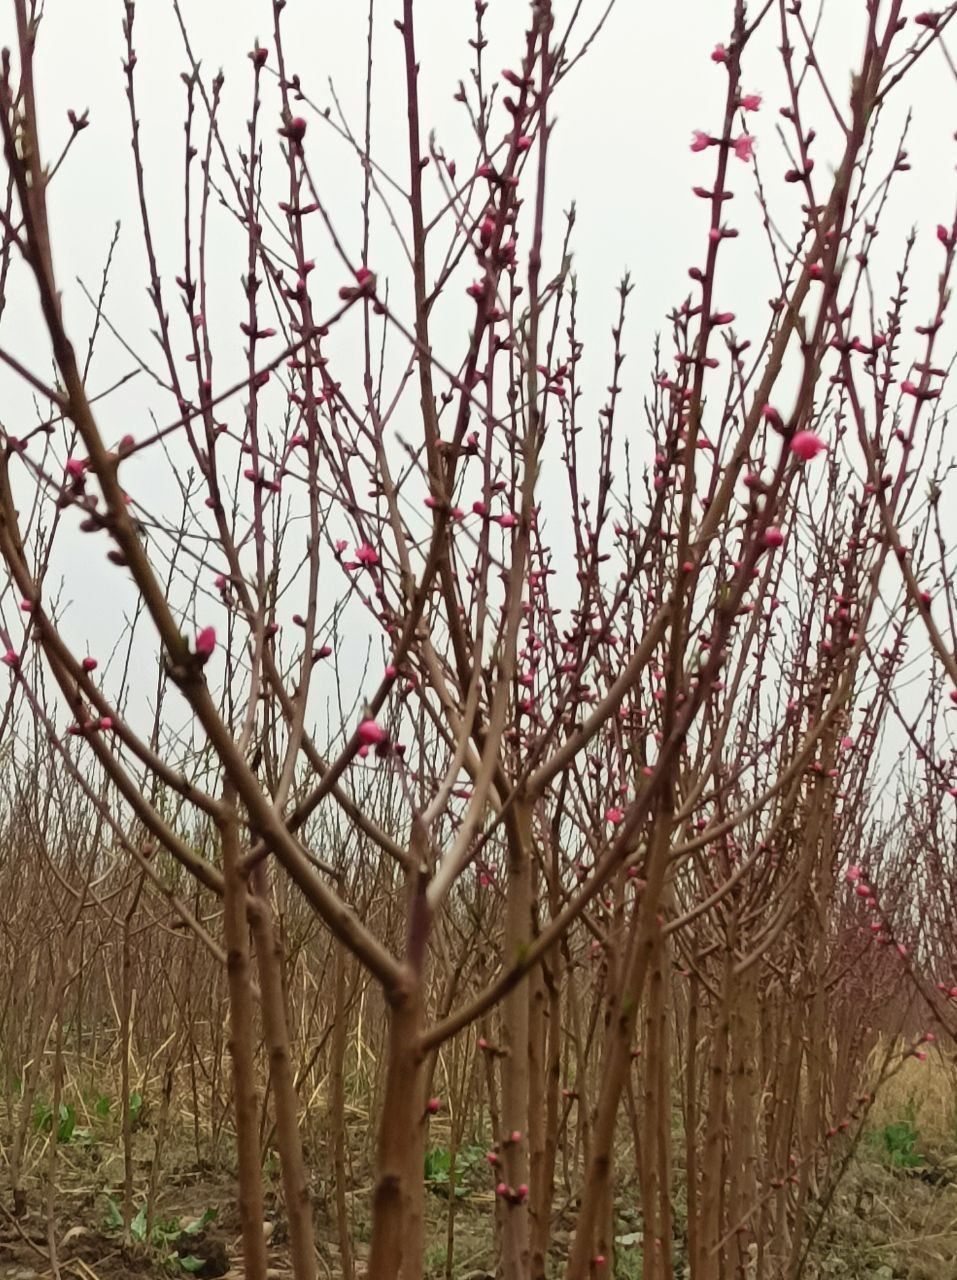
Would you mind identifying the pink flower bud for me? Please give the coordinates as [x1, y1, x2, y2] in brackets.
[740, 93, 762, 111]
[357, 717, 386, 747]
[762, 526, 784, 549]
[2, 649, 18, 669]
[355, 543, 379, 566]
[790, 430, 826, 461]
[195, 626, 216, 659]
[605, 806, 624, 825]
[690, 130, 714, 153]
[82, 657, 98, 672]
[710, 43, 727, 63]
[283, 116, 307, 143]
[426, 1097, 441, 1114]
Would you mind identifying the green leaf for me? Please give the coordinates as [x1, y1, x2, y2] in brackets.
[130, 1203, 148, 1243]
[424, 1146, 452, 1182]
[182, 1207, 217, 1235]
[57, 1102, 76, 1143]
[128, 1091, 143, 1124]
[95, 1094, 111, 1119]
[176, 1256, 207, 1274]
[103, 1196, 123, 1232]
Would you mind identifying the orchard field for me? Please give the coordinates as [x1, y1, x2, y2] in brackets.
[1, 1, 957, 1278]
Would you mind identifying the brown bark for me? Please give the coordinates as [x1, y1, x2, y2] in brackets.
[221, 802, 268, 1279]
[250, 900, 317, 1280]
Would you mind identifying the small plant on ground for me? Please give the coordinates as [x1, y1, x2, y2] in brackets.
[102, 1199, 218, 1273]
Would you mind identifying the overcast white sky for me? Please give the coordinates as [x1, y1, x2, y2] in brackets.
[0, 1, 953, 765]
[8, 0, 952, 399]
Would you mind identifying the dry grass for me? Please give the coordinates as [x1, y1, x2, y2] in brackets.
[867, 1043, 957, 1147]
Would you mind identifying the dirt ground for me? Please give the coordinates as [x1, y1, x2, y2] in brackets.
[2, 1135, 957, 1279]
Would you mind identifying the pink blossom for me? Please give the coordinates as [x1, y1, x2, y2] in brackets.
[195, 626, 217, 659]
[846, 865, 861, 882]
[710, 43, 728, 63]
[690, 130, 714, 153]
[65, 456, 87, 479]
[915, 11, 941, 29]
[762, 526, 784, 549]
[357, 717, 387, 747]
[1, 649, 18, 669]
[496, 512, 518, 528]
[740, 93, 762, 111]
[605, 806, 624, 825]
[355, 543, 379, 566]
[789, 430, 826, 461]
[733, 134, 756, 162]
